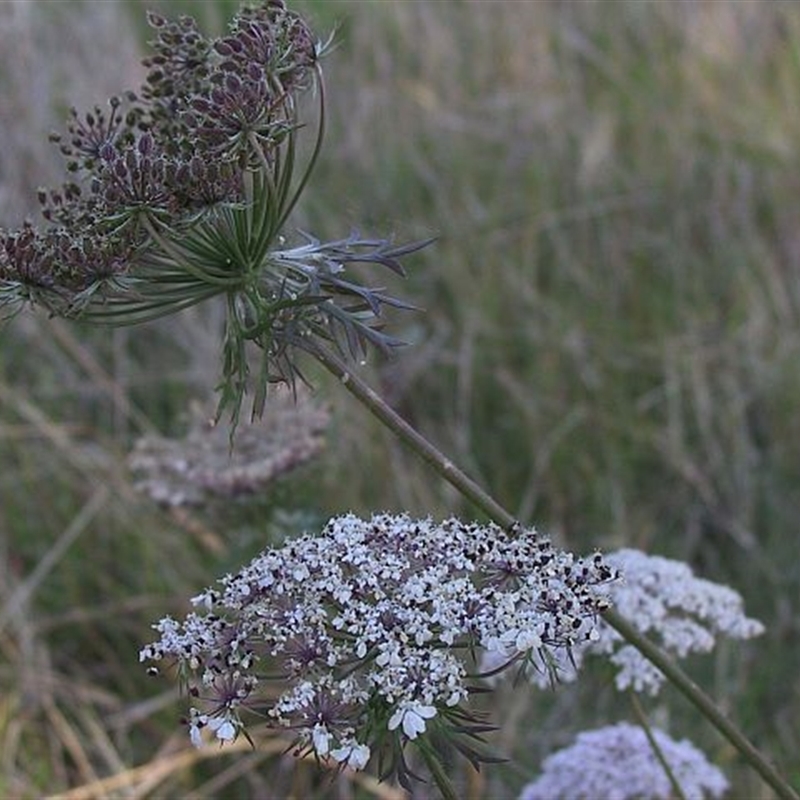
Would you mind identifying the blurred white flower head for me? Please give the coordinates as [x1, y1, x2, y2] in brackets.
[519, 722, 729, 800]
[484, 547, 763, 694]
[597, 549, 764, 694]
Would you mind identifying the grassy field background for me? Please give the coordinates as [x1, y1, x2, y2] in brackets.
[2, 0, 800, 797]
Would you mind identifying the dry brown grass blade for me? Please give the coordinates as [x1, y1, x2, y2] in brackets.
[45, 737, 273, 800]
[47, 319, 160, 437]
[46, 735, 409, 800]
[43, 697, 102, 790]
[0, 378, 142, 511]
[0, 381, 83, 465]
[183, 750, 273, 799]
[0, 486, 110, 636]
[76, 706, 128, 782]
[166, 506, 227, 557]
[465, 762, 485, 800]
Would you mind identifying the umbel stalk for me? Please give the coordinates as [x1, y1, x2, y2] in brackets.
[308, 340, 799, 800]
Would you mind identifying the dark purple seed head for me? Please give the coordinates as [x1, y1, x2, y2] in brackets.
[138, 133, 153, 156]
[147, 10, 166, 28]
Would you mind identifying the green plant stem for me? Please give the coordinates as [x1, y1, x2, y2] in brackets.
[309, 342, 799, 800]
[416, 737, 460, 800]
[629, 692, 687, 800]
[610, 610, 798, 800]
[275, 66, 327, 233]
[307, 341, 519, 531]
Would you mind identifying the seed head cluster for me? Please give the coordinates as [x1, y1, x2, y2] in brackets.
[1, 2, 426, 429]
[141, 513, 617, 770]
[2, 2, 317, 306]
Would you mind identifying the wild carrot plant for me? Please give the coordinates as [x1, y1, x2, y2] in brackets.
[1, 3, 796, 799]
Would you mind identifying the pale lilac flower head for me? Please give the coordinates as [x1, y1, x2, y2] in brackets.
[485, 547, 764, 694]
[519, 722, 729, 800]
[141, 513, 615, 774]
[594, 549, 764, 694]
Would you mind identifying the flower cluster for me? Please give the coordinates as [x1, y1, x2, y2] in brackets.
[482, 547, 763, 693]
[129, 389, 329, 507]
[519, 722, 729, 800]
[0, 1, 427, 429]
[595, 549, 764, 694]
[141, 514, 617, 781]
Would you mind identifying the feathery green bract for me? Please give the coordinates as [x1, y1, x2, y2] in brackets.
[0, 1, 428, 432]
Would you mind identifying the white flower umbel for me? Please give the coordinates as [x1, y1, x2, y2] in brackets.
[595, 549, 764, 694]
[141, 513, 615, 771]
[519, 722, 729, 800]
[486, 547, 764, 694]
[388, 701, 437, 740]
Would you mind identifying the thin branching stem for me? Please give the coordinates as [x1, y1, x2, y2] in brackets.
[308, 341, 800, 800]
[141, 216, 238, 288]
[275, 66, 326, 233]
[610, 611, 799, 800]
[629, 692, 687, 800]
[305, 340, 520, 532]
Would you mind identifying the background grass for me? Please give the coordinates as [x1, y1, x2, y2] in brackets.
[2, 0, 800, 797]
